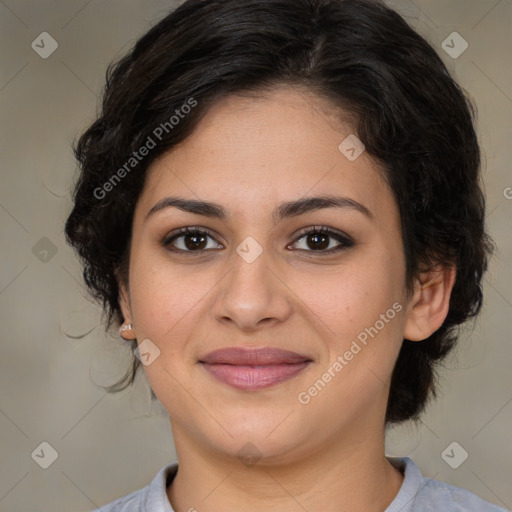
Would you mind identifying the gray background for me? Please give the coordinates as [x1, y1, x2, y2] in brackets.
[0, 0, 510, 511]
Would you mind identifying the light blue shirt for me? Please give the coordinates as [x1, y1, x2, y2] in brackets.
[92, 456, 507, 511]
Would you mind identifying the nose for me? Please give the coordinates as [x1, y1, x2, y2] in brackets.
[211, 247, 293, 332]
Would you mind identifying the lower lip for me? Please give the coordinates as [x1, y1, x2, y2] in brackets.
[200, 362, 310, 390]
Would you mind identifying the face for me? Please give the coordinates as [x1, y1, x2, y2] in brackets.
[119, 87, 414, 465]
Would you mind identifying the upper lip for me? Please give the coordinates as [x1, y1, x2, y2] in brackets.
[199, 347, 312, 365]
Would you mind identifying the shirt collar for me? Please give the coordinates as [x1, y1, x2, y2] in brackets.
[384, 456, 424, 512]
[144, 461, 178, 511]
[142, 456, 423, 512]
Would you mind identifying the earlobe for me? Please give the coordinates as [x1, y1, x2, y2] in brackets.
[403, 265, 456, 342]
[117, 278, 137, 340]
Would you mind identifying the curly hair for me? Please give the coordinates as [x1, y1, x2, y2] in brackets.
[64, 0, 493, 424]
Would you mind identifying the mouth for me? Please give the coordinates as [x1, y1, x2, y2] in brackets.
[198, 347, 313, 391]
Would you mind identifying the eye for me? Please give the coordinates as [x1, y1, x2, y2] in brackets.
[162, 225, 354, 255]
[289, 226, 354, 254]
[162, 227, 222, 254]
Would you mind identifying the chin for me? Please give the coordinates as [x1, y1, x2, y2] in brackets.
[198, 410, 317, 466]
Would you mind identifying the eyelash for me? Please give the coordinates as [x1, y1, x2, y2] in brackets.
[162, 225, 354, 256]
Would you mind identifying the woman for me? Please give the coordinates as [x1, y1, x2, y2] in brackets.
[64, 0, 505, 510]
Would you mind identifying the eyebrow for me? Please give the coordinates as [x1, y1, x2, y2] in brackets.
[145, 194, 374, 223]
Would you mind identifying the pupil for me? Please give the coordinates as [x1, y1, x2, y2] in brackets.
[185, 233, 207, 250]
[309, 233, 328, 250]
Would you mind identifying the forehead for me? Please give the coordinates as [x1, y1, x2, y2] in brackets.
[136, 87, 396, 224]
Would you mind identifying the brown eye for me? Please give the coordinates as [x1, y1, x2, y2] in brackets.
[163, 228, 222, 254]
[290, 226, 354, 254]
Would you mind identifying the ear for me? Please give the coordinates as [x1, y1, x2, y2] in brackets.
[403, 265, 456, 342]
[116, 268, 133, 325]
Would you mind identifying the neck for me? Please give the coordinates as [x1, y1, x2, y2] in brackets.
[167, 418, 404, 512]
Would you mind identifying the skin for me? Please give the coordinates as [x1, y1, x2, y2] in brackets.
[118, 86, 455, 512]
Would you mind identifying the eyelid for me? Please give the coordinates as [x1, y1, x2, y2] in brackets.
[292, 225, 353, 243]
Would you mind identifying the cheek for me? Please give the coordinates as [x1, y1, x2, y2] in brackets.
[299, 274, 405, 414]
[128, 249, 207, 337]
[127, 259, 197, 397]
[296, 257, 401, 346]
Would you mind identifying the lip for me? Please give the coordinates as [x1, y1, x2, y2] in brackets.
[199, 347, 312, 391]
